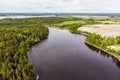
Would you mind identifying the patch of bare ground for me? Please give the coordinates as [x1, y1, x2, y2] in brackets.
[78, 24, 120, 37]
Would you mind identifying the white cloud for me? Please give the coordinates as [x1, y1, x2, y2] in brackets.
[0, 0, 120, 13]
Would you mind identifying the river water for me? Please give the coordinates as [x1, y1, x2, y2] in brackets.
[28, 28, 120, 80]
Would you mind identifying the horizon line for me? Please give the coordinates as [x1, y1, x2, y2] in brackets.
[0, 12, 120, 14]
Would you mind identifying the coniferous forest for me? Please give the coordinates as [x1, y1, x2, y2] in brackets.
[0, 18, 49, 80]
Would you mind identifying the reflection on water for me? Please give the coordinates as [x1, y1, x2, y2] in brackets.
[85, 43, 120, 68]
[28, 28, 120, 80]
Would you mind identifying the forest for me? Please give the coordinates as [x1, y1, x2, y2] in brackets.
[0, 18, 48, 80]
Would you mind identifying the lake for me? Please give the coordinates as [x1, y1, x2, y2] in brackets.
[28, 27, 120, 80]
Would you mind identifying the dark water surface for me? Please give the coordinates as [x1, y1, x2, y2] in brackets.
[28, 28, 120, 80]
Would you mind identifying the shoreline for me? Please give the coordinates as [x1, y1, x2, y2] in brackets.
[78, 24, 120, 61]
[78, 30, 120, 61]
[85, 40, 120, 61]
[54, 26, 120, 61]
[29, 36, 48, 80]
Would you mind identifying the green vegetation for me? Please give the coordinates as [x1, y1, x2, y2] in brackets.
[0, 18, 48, 80]
[86, 34, 120, 60]
[53, 19, 97, 33]
[0, 16, 120, 79]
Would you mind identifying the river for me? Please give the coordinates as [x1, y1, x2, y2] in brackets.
[28, 28, 120, 80]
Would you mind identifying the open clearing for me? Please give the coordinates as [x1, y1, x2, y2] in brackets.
[78, 24, 120, 37]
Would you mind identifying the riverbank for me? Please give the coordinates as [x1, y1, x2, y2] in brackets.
[78, 30, 120, 61]
[50, 24, 120, 61]
[85, 40, 120, 61]
[78, 24, 120, 61]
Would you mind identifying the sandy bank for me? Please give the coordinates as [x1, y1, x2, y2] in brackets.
[78, 24, 120, 37]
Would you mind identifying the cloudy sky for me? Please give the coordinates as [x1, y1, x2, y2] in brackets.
[0, 0, 120, 13]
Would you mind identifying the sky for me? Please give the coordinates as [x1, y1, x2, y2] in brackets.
[0, 0, 120, 13]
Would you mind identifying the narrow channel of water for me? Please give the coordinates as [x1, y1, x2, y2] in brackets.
[28, 28, 120, 80]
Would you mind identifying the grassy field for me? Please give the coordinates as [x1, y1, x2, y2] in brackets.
[53, 19, 97, 33]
